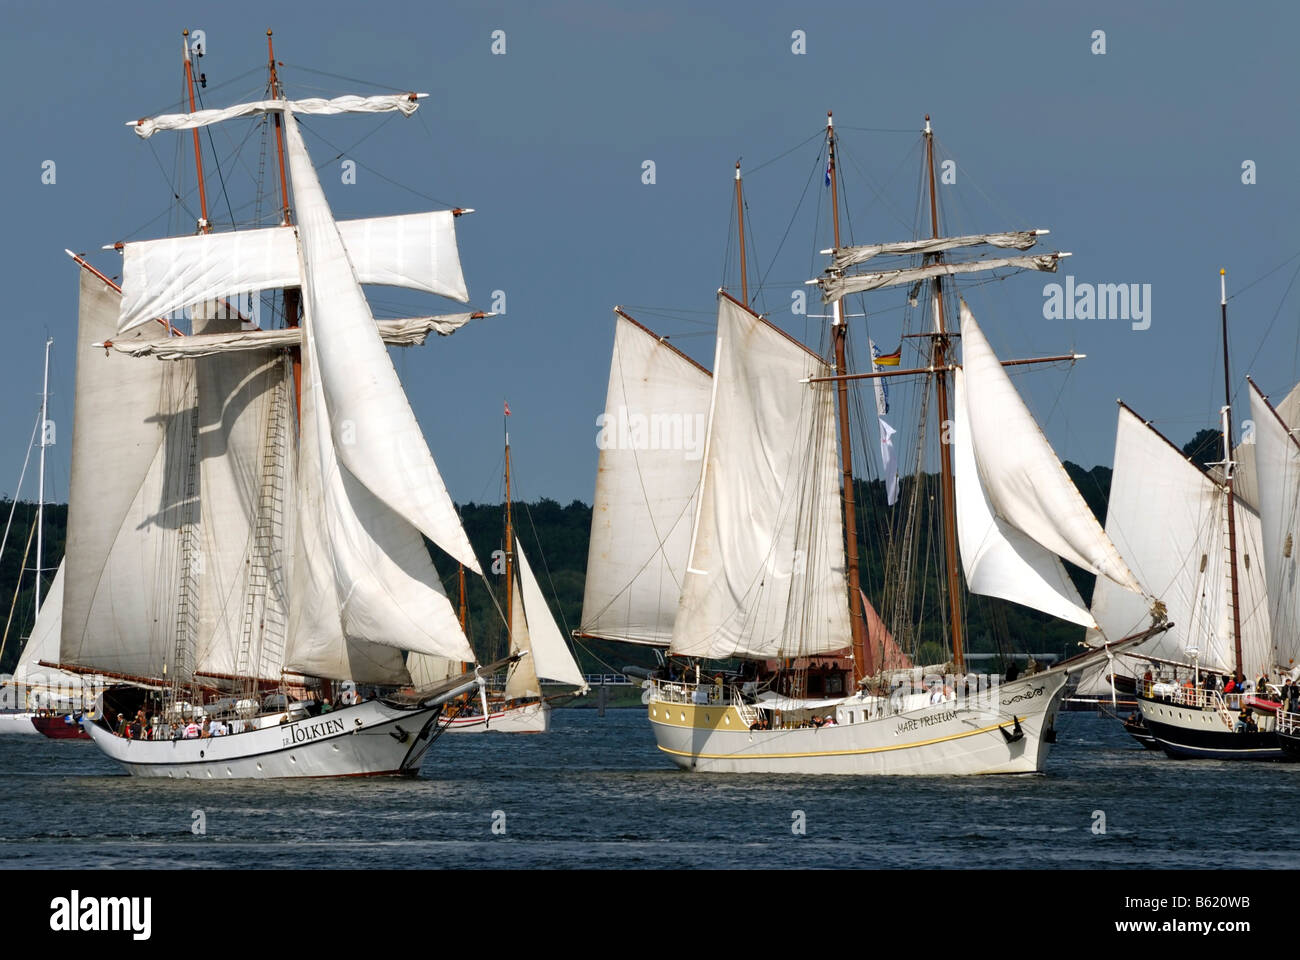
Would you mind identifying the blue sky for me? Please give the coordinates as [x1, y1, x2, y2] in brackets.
[2, 0, 1297, 506]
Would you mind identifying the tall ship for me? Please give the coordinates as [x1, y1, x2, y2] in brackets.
[1093, 273, 1300, 760]
[49, 32, 508, 778]
[433, 423, 589, 733]
[578, 114, 1168, 775]
[0, 342, 98, 738]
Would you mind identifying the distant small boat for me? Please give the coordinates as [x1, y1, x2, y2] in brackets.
[31, 714, 90, 740]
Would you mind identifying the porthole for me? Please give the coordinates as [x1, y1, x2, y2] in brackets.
[724, 715, 731, 725]
[679, 712, 686, 722]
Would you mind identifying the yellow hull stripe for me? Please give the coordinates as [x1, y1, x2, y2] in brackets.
[653, 717, 1020, 760]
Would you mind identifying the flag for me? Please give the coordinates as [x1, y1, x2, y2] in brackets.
[869, 340, 891, 416]
[825, 156, 831, 188]
[873, 346, 901, 366]
[504, 400, 511, 416]
[879, 417, 899, 506]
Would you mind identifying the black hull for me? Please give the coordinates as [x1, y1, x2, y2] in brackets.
[1122, 713, 1161, 750]
[1277, 729, 1300, 759]
[1141, 713, 1290, 761]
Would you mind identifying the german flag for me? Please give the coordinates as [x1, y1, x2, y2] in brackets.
[874, 346, 901, 367]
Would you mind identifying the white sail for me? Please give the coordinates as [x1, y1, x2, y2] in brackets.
[284, 314, 475, 683]
[1234, 380, 1300, 511]
[831, 230, 1043, 270]
[959, 302, 1146, 600]
[1087, 404, 1271, 678]
[1248, 382, 1300, 673]
[516, 541, 587, 689]
[670, 295, 850, 661]
[504, 571, 539, 700]
[580, 313, 713, 646]
[112, 314, 480, 359]
[128, 93, 424, 138]
[281, 108, 480, 574]
[191, 307, 293, 682]
[61, 269, 199, 679]
[117, 212, 469, 333]
[407, 651, 461, 688]
[820, 254, 1064, 301]
[278, 107, 475, 684]
[14, 562, 79, 688]
[952, 368, 1095, 626]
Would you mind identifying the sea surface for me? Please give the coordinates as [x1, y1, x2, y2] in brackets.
[0, 709, 1293, 869]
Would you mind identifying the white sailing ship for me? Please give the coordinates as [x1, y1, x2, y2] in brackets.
[1088, 273, 1300, 759]
[432, 432, 589, 733]
[55, 33, 505, 778]
[579, 115, 1167, 775]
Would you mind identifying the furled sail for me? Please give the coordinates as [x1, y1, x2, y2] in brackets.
[61, 269, 199, 679]
[280, 108, 480, 574]
[830, 230, 1043, 271]
[117, 211, 468, 333]
[191, 306, 294, 682]
[516, 541, 587, 690]
[128, 93, 424, 138]
[952, 367, 1096, 626]
[579, 312, 713, 646]
[1248, 382, 1300, 673]
[112, 314, 480, 359]
[959, 302, 1146, 600]
[820, 254, 1064, 301]
[670, 295, 850, 660]
[1086, 404, 1268, 675]
[280, 106, 476, 683]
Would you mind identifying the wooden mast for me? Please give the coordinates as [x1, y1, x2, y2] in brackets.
[1220, 268, 1244, 682]
[924, 115, 965, 674]
[825, 112, 868, 683]
[504, 411, 515, 670]
[266, 30, 303, 418]
[181, 30, 210, 233]
[735, 162, 748, 306]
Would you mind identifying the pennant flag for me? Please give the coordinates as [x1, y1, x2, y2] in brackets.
[504, 400, 511, 416]
[879, 417, 899, 506]
[825, 156, 831, 188]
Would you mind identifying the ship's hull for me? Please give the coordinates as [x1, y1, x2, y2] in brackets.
[649, 671, 1067, 776]
[0, 712, 38, 736]
[439, 699, 549, 733]
[1138, 695, 1290, 761]
[32, 715, 90, 740]
[83, 699, 444, 779]
[1122, 712, 1161, 750]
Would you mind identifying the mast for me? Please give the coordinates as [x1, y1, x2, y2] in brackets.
[825, 112, 868, 682]
[267, 30, 303, 415]
[504, 410, 514, 665]
[181, 30, 210, 233]
[735, 162, 748, 306]
[924, 115, 965, 673]
[1220, 268, 1244, 681]
[34, 338, 51, 617]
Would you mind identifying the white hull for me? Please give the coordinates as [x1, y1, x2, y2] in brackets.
[0, 712, 38, 736]
[83, 699, 444, 779]
[439, 699, 550, 733]
[649, 672, 1068, 775]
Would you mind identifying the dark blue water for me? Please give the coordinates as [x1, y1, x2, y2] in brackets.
[0, 709, 1293, 868]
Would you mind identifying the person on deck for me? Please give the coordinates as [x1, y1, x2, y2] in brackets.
[183, 718, 200, 739]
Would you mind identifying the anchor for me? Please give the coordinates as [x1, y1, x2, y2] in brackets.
[389, 724, 410, 743]
[999, 716, 1024, 744]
